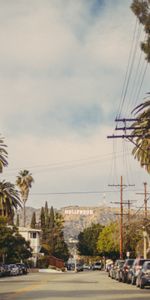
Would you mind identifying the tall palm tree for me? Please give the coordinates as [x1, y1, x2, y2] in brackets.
[0, 136, 8, 173]
[131, 96, 150, 173]
[16, 170, 34, 227]
[0, 180, 22, 224]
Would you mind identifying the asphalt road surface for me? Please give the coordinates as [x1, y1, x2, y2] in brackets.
[0, 270, 150, 300]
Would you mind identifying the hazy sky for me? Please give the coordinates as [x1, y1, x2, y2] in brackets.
[1, 0, 150, 209]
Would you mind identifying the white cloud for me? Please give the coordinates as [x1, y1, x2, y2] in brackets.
[1, 0, 150, 209]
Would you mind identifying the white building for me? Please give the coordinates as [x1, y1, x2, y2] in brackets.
[18, 227, 41, 266]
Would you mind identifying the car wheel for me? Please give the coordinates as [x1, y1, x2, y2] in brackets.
[136, 277, 139, 287]
[118, 275, 121, 282]
[131, 275, 135, 285]
[140, 281, 144, 289]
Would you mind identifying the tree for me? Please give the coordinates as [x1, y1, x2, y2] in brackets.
[77, 223, 104, 256]
[30, 211, 36, 229]
[0, 217, 32, 263]
[52, 211, 69, 261]
[97, 222, 120, 259]
[0, 136, 8, 173]
[0, 180, 22, 224]
[131, 0, 150, 62]
[123, 220, 143, 257]
[130, 97, 150, 173]
[39, 204, 69, 261]
[16, 170, 34, 227]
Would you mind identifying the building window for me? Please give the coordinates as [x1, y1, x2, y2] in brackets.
[30, 232, 36, 239]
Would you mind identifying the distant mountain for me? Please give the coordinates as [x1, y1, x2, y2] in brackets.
[16, 205, 119, 241]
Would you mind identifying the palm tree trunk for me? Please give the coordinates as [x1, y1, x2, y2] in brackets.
[23, 202, 26, 227]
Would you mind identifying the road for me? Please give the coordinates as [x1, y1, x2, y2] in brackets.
[0, 270, 150, 300]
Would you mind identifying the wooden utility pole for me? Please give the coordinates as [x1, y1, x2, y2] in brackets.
[109, 176, 135, 259]
[120, 176, 123, 259]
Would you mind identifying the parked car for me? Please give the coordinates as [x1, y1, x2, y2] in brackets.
[16, 263, 28, 275]
[136, 261, 150, 289]
[113, 260, 125, 280]
[129, 258, 150, 285]
[107, 263, 114, 277]
[76, 264, 83, 272]
[108, 263, 115, 278]
[0, 264, 5, 277]
[67, 263, 75, 271]
[92, 262, 102, 271]
[119, 259, 134, 283]
[9, 264, 20, 276]
[83, 264, 91, 270]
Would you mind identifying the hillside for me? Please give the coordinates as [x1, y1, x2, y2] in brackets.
[16, 205, 119, 241]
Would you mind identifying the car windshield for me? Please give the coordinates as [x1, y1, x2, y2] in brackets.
[139, 260, 146, 265]
[128, 260, 134, 265]
[146, 264, 150, 270]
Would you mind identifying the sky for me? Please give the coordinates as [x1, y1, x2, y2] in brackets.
[1, 0, 150, 209]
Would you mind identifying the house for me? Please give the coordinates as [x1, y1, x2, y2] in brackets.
[18, 227, 41, 266]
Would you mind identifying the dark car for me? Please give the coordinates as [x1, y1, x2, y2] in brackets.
[129, 258, 150, 285]
[113, 260, 125, 280]
[76, 264, 83, 272]
[16, 263, 28, 275]
[119, 259, 134, 283]
[0, 264, 5, 277]
[136, 261, 150, 289]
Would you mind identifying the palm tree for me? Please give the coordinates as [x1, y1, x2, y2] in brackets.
[0, 180, 22, 224]
[16, 170, 34, 227]
[131, 0, 150, 62]
[0, 136, 8, 173]
[131, 96, 150, 173]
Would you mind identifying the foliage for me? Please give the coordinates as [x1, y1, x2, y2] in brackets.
[0, 217, 32, 263]
[123, 220, 143, 257]
[16, 170, 34, 226]
[77, 223, 104, 256]
[131, 0, 150, 62]
[130, 97, 150, 173]
[97, 222, 120, 259]
[0, 136, 8, 173]
[37, 255, 50, 268]
[16, 170, 34, 204]
[40, 202, 69, 262]
[30, 211, 36, 229]
[0, 180, 22, 223]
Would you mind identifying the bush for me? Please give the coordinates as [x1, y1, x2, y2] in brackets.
[37, 256, 50, 268]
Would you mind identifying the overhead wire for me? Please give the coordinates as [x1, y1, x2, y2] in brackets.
[116, 19, 141, 118]
[4, 150, 131, 176]
[126, 33, 148, 115]
[131, 61, 148, 110]
[116, 18, 138, 118]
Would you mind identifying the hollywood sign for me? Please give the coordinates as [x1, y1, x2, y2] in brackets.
[64, 209, 93, 216]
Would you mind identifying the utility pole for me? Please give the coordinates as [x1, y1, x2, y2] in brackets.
[109, 176, 125, 259]
[110, 177, 135, 259]
[120, 175, 123, 259]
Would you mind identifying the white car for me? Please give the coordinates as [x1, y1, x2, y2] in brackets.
[92, 262, 102, 270]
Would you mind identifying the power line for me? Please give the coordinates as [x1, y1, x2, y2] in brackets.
[117, 20, 141, 118]
[4, 150, 132, 175]
[31, 188, 138, 196]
